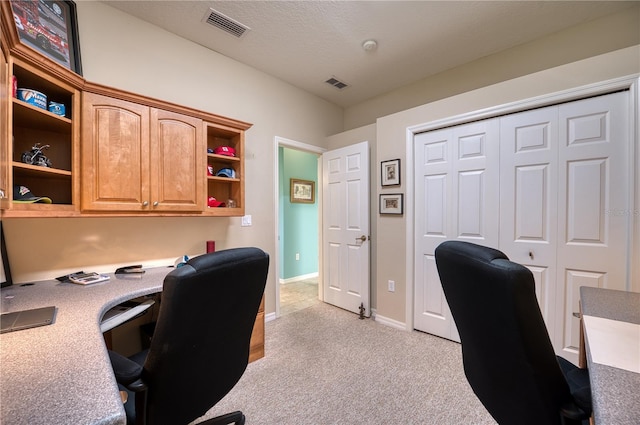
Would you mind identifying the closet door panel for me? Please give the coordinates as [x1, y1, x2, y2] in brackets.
[414, 119, 499, 342]
[555, 91, 630, 362]
[500, 107, 558, 326]
[452, 121, 500, 247]
[414, 128, 456, 340]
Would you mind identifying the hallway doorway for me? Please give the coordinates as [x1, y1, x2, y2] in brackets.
[275, 137, 326, 318]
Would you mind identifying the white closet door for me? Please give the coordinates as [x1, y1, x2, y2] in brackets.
[414, 120, 499, 341]
[555, 91, 630, 363]
[414, 91, 630, 356]
[499, 107, 559, 330]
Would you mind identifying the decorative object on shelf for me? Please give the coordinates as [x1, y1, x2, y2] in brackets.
[9, 0, 83, 75]
[213, 146, 236, 157]
[380, 193, 403, 215]
[21, 143, 52, 167]
[381, 158, 401, 186]
[207, 197, 226, 208]
[12, 185, 52, 204]
[17, 88, 47, 109]
[48, 101, 66, 117]
[227, 199, 236, 208]
[11, 76, 17, 97]
[290, 178, 315, 204]
[216, 167, 236, 178]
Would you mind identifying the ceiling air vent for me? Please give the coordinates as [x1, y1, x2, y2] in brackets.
[325, 77, 349, 90]
[203, 8, 250, 38]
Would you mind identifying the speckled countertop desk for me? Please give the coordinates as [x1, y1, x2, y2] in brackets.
[0, 267, 171, 425]
[580, 287, 640, 425]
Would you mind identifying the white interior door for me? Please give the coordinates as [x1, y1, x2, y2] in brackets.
[413, 120, 499, 341]
[322, 141, 370, 315]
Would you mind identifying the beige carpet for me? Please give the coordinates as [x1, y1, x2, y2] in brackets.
[199, 302, 496, 424]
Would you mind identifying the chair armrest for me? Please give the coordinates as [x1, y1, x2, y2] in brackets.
[560, 401, 590, 421]
[108, 350, 144, 387]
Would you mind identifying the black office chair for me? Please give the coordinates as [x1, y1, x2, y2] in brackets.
[434, 240, 591, 425]
[108, 247, 269, 425]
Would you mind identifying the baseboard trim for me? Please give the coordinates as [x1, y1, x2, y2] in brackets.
[374, 313, 407, 330]
[265, 312, 277, 323]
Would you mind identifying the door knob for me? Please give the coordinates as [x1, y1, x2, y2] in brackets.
[356, 235, 367, 242]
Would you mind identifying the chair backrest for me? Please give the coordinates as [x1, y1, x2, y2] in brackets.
[142, 247, 269, 425]
[434, 240, 572, 425]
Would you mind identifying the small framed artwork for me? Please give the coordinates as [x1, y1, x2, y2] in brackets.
[290, 178, 315, 204]
[9, 0, 83, 75]
[380, 193, 403, 215]
[381, 159, 401, 186]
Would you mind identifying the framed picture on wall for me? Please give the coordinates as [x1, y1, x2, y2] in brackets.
[379, 193, 403, 215]
[381, 159, 400, 186]
[9, 0, 83, 74]
[290, 178, 315, 204]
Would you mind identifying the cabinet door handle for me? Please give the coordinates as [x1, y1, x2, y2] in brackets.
[142, 201, 149, 207]
[153, 201, 159, 207]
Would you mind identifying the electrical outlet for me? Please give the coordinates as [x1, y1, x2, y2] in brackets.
[388, 280, 395, 292]
[241, 215, 252, 227]
[295, 253, 300, 261]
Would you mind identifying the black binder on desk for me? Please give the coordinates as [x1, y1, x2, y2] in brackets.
[0, 306, 56, 334]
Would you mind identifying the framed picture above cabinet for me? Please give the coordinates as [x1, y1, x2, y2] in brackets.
[8, 0, 82, 74]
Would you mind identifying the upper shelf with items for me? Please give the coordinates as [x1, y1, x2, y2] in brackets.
[6, 57, 80, 216]
[205, 122, 245, 216]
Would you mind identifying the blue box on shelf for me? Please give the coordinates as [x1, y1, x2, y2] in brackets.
[17, 88, 47, 110]
[48, 102, 66, 117]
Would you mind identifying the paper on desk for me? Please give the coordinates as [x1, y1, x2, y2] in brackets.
[582, 315, 640, 374]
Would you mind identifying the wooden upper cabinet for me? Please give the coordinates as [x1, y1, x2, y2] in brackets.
[81, 92, 149, 211]
[149, 108, 204, 211]
[81, 92, 204, 212]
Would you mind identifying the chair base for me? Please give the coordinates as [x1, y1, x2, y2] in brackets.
[198, 411, 245, 425]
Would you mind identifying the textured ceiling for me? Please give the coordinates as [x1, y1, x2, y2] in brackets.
[101, 1, 636, 108]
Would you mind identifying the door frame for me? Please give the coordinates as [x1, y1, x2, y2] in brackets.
[405, 75, 640, 331]
[273, 136, 326, 319]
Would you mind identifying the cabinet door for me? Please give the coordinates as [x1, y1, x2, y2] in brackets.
[81, 92, 150, 211]
[149, 108, 204, 211]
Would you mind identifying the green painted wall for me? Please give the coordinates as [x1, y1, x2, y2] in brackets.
[279, 147, 318, 280]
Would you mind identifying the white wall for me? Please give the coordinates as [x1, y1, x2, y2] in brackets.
[2, 2, 343, 316]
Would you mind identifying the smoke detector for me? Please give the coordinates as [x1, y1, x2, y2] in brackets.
[362, 40, 378, 51]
